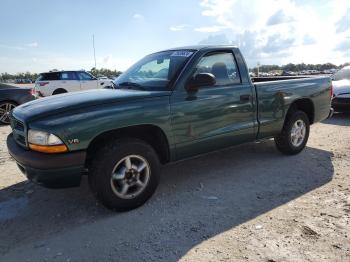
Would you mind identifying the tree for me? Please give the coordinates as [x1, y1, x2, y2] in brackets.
[89, 68, 122, 79]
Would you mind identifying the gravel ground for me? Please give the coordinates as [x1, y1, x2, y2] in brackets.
[0, 113, 349, 262]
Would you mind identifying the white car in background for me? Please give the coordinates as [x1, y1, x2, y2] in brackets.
[332, 66, 350, 113]
[34, 70, 113, 97]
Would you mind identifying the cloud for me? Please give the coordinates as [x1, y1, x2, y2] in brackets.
[196, 0, 350, 66]
[0, 42, 38, 50]
[335, 39, 350, 52]
[336, 8, 350, 33]
[133, 13, 144, 20]
[0, 44, 25, 50]
[302, 35, 316, 45]
[27, 42, 38, 48]
[198, 34, 231, 45]
[103, 55, 111, 64]
[266, 10, 294, 26]
[262, 34, 295, 53]
[169, 24, 189, 31]
[195, 25, 227, 33]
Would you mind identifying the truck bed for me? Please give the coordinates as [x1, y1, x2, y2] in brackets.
[252, 76, 332, 139]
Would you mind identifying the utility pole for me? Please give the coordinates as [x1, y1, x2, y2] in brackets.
[257, 62, 260, 77]
[92, 34, 97, 69]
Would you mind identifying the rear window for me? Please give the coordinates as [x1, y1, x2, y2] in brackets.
[37, 72, 60, 81]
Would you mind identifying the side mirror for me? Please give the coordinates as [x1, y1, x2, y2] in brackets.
[186, 73, 216, 92]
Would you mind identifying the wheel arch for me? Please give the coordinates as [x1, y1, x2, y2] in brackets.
[285, 98, 314, 125]
[52, 88, 68, 95]
[0, 100, 18, 105]
[85, 124, 171, 168]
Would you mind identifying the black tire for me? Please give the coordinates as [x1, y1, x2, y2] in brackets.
[52, 89, 67, 95]
[274, 110, 310, 155]
[89, 138, 160, 211]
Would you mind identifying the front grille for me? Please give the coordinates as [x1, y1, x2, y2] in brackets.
[15, 133, 26, 144]
[10, 116, 27, 148]
[13, 119, 24, 132]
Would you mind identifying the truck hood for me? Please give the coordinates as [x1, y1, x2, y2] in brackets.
[332, 79, 350, 96]
[13, 89, 170, 122]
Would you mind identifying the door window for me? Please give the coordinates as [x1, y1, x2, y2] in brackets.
[60, 72, 78, 80]
[78, 72, 94, 80]
[193, 53, 241, 86]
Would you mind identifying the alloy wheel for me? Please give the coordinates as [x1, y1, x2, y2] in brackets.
[0, 102, 16, 124]
[110, 155, 151, 199]
[290, 119, 306, 147]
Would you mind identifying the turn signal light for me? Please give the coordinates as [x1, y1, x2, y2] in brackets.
[29, 143, 68, 153]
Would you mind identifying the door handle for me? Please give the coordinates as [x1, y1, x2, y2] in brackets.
[240, 94, 251, 102]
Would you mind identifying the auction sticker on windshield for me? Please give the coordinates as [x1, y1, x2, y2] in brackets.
[171, 51, 193, 57]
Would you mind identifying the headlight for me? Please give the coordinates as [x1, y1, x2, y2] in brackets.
[28, 129, 68, 153]
[28, 130, 63, 145]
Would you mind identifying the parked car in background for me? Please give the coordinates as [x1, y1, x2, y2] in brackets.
[7, 45, 333, 211]
[15, 79, 33, 84]
[332, 66, 350, 112]
[0, 83, 34, 124]
[97, 76, 114, 86]
[34, 70, 113, 97]
[97, 75, 113, 81]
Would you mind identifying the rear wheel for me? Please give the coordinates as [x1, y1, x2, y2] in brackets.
[275, 110, 310, 155]
[52, 89, 67, 95]
[89, 138, 160, 211]
[0, 101, 17, 124]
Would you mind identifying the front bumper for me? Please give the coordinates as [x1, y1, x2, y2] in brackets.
[7, 134, 86, 188]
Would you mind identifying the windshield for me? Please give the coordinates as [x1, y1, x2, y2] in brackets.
[333, 67, 350, 81]
[114, 50, 194, 91]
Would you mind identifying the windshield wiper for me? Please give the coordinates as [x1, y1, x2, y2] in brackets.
[117, 82, 146, 90]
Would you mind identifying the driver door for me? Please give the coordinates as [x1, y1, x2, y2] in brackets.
[170, 51, 256, 160]
[78, 71, 98, 90]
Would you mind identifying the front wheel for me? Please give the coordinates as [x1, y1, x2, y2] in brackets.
[89, 138, 160, 211]
[0, 101, 17, 124]
[274, 110, 310, 155]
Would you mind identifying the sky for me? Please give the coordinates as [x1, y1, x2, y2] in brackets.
[0, 0, 350, 73]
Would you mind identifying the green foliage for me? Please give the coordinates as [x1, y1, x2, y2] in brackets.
[89, 68, 122, 79]
[0, 68, 123, 82]
[251, 62, 348, 73]
[0, 72, 39, 82]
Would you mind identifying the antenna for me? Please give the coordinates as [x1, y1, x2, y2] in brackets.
[92, 34, 97, 69]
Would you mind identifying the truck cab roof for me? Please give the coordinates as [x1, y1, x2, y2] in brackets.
[159, 45, 239, 53]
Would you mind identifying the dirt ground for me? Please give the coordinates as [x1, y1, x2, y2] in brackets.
[0, 113, 349, 262]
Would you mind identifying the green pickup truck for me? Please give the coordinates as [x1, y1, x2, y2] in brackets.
[7, 46, 333, 211]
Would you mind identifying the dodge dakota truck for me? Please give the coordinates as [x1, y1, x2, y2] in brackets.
[7, 46, 333, 211]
